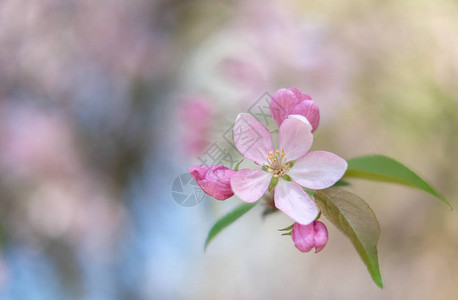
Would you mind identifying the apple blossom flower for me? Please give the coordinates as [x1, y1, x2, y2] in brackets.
[230, 113, 347, 225]
[189, 165, 236, 200]
[291, 221, 328, 253]
[270, 87, 320, 132]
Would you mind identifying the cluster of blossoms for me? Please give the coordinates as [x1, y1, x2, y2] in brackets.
[190, 87, 347, 253]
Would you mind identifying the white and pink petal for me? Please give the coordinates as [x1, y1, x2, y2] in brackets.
[233, 113, 274, 165]
[291, 100, 320, 133]
[289, 151, 348, 190]
[230, 169, 272, 203]
[279, 115, 313, 161]
[274, 179, 318, 225]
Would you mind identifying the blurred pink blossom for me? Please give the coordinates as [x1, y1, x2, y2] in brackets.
[0, 104, 125, 257]
[0, 0, 170, 99]
[180, 97, 213, 157]
[181, 0, 352, 126]
[0, 105, 82, 180]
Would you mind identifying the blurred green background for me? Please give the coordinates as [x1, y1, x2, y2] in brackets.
[0, 0, 457, 299]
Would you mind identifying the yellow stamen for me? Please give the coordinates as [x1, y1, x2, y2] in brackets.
[264, 148, 290, 178]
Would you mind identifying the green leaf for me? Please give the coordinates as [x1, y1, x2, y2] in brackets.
[303, 187, 314, 198]
[314, 188, 383, 288]
[345, 155, 451, 209]
[333, 180, 350, 187]
[204, 202, 257, 250]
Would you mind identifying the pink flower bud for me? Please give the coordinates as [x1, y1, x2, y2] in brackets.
[189, 165, 236, 200]
[291, 220, 328, 253]
[270, 87, 320, 132]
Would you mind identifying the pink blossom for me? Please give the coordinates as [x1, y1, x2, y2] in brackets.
[189, 165, 236, 200]
[291, 221, 328, 253]
[230, 113, 346, 225]
[270, 87, 320, 132]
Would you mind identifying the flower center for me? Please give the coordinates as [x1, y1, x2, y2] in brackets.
[264, 149, 290, 177]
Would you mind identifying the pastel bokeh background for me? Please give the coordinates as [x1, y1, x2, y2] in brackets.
[0, 0, 457, 299]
